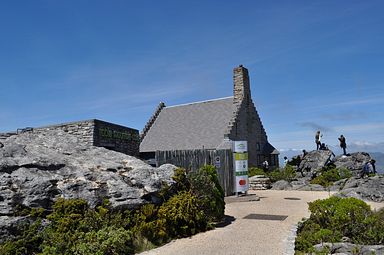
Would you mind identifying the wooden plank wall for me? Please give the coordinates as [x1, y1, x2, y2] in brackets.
[155, 149, 234, 196]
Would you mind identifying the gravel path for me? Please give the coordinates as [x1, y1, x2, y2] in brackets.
[139, 190, 333, 255]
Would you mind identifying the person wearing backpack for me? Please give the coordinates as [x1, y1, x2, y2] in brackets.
[360, 161, 373, 178]
[338, 135, 347, 155]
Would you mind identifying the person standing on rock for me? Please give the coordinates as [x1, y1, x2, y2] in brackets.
[338, 135, 347, 155]
[283, 156, 288, 167]
[315, 131, 322, 150]
[371, 159, 376, 174]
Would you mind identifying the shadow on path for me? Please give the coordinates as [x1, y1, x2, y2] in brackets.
[215, 215, 236, 228]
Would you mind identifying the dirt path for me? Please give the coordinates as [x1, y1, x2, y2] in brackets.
[139, 190, 333, 255]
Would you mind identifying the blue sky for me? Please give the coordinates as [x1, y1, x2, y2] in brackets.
[1, 0, 383, 154]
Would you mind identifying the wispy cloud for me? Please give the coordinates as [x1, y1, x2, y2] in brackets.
[298, 122, 333, 132]
[321, 111, 368, 122]
[334, 123, 384, 133]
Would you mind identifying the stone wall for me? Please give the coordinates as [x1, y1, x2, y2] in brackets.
[34, 119, 139, 156]
[34, 120, 95, 146]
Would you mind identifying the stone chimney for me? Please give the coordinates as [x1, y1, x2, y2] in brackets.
[233, 65, 251, 105]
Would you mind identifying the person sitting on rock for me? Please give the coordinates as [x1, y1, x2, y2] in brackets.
[360, 161, 373, 178]
[319, 143, 327, 150]
[338, 135, 347, 155]
[315, 131, 322, 150]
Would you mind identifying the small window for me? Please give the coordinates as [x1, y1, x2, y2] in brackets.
[256, 142, 261, 151]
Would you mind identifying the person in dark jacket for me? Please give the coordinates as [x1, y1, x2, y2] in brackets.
[338, 135, 347, 155]
[315, 131, 322, 150]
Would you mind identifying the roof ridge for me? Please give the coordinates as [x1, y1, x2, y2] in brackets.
[167, 96, 233, 108]
[140, 102, 166, 140]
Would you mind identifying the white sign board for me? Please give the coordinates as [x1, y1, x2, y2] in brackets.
[234, 141, 248, 153]
[233, 141, 249, 193]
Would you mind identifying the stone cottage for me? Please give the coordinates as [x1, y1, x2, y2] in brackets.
[140, 65, 279, 168]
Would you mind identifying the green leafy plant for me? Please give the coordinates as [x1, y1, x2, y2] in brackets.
[310, 166, 352, 187]
[248, 167, 266, 177]
[188, 165, 225, 222]
[267, 165, 296, 182]
[158, 191, 207, 238]
[295, 197, 384, 253]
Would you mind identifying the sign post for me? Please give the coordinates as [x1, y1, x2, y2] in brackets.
[214, 156, 221, 168]
[233, 141, 249, 195]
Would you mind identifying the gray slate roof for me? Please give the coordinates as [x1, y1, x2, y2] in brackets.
[140, 97, 235, 152]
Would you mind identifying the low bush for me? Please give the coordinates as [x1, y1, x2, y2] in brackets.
[310, 165, 352, 187]
[158, 191, 207, 238]
[248, 167, 266, 177]
[295, 196, 384, 253]
[188, 165, 225, 222]
[267, 165, 296, 182]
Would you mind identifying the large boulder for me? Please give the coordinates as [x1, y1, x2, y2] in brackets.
[0, 130, 177, 215]
[332, 152, 372, 176]
[298, 150, 334, 177]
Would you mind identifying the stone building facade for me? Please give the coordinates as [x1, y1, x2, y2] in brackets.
[140, 65, 279, 168]
[33, 119, 139, 156]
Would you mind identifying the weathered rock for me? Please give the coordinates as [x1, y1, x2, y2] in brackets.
[271, 180, 292, 190]
[298, 150, 334, 177]
[332, 152, 372, 176]
[297, 184, 326, 191]
[0, 130, 177, 214]
[335, 175, 384, 202]
[313, 242, 384, 255]
[248, 175, 271, 190]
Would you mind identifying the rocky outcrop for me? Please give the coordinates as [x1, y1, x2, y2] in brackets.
[271, 180, 292, 190]
[0, 130, 177, 215]
[335, 175, 384, 202]
[0, 130, 177, 243]
[313, 242, 384, 254]
[298, 150, 334, 177]
[332, 152, 372, 176]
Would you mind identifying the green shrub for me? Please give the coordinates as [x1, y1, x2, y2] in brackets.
[267, 165, 296, 182]
[131, 204, 168, 246]
[172, 167, 190, 191]
[158, 191, 208, 238]
[248, 167, 266, 177]
[70, 226, 133, 255]
[0, 219, 44, 255]
[295, 197, 384, 253]
[310, 166, 352, 187]
[188, 165, 225, 222]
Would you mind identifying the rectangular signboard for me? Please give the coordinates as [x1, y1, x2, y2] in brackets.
[233, 141, 249, 193]
[234, 141, 248, 153]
